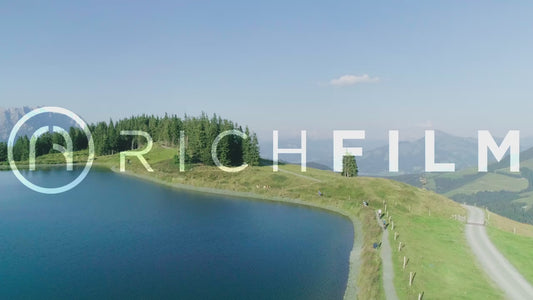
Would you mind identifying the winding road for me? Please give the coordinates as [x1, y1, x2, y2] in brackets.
[464, 205, 533, 300]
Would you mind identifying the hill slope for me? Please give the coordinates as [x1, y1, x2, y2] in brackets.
[486, 210, 533, 286]
[89, 144, 501, 299]
[359, 130, 479, 176]
[390, 145, 533, 225]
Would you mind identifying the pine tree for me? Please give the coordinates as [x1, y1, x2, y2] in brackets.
[342, 154, 358, 177]
[10, 113, 261, 167]
[0, 142, 7, 162]
[107, 120, 118, 154]
[242, 127, 251, 164]
[248, 132, 260, 166]
[156, 114, 173, 145]
[13, 136, 30, 161]
[216, 120, 232, 166]
[227, 123, 243, 166]
[69, 127, 88, 151]
[93, 122, 109, 155]
[34, 132, 53, 156]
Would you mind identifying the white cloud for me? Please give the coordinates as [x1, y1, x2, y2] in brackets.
[329, 74, 379, 86]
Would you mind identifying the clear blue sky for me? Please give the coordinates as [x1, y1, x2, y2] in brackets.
[1, 1, 533, 141]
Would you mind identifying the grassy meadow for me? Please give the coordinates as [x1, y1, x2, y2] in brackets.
[444, 173, 528, 197]
[487, 211, 533, 285]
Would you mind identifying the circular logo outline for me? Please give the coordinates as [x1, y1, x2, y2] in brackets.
[7, 107, 95, 194]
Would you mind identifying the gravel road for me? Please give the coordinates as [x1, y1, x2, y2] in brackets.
[464, 205, 533, 300]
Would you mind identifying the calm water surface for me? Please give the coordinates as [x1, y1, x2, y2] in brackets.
[0, 168, 353, 299]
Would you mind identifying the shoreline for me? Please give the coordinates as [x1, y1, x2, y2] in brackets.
[0, 162, 88, 170]
[0, 164, 362, 299]
[111, 167, 362, 300]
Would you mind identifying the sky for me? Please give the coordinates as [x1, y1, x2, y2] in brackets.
[2, 1, 533, 142]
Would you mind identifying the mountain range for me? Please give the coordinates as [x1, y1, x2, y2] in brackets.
[260, 130, 533, 175]
[0, 106, 76, 142]
[3, 107, 533, 176]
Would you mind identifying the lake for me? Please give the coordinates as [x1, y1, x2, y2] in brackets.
[0, 168, 353, 299]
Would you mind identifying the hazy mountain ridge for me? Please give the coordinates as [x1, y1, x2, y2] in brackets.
[0, 106, 77, 142]
[259, 131, 533, 175]
[260, 131, 499, 175]
[0, 106, 35, 141]
[4, 106, 533, 177]
[359, 130, 481, 175]
[259, 138, 387, 171]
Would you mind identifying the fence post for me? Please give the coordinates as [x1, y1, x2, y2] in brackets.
[398, 242, 402, 252]
[403, 256, 407, 269]
[409, 271, 415, 286]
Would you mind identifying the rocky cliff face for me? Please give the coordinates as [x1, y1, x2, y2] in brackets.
[0, 106, 36, 141]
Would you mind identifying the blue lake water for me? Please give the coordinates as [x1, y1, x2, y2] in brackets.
[0, 168, 353, 299]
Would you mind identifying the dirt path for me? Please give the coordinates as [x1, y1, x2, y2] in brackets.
[376, 213, 399, 300]
[464, 205, 533, 300]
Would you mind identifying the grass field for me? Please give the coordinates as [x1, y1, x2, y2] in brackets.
[516, 158, 533, 170]
[444, 173, 527, 197]
[487, 211, 533, 285]
[0, 149, 91, 169]
[487, 227, 533, 285]
[383, 189, 502, 299]
[511, 191, 533, 209]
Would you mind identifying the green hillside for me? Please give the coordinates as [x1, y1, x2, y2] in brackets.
[444, 173, 528, 197]
[391, 148, 533, 225]
[487, 210, 533, 285]
[90, 144, 501, 299]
